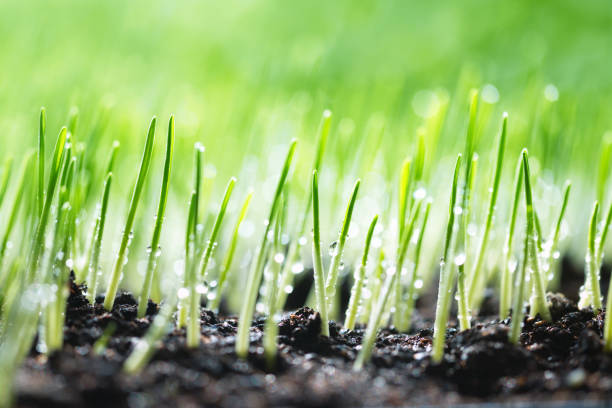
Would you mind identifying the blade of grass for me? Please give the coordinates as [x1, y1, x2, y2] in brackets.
[104, 117, 156, 310]
[431, 154, 462, 363]
[210, 191, 253, 312]
[403, 200, 431, 329]
[579, 201, 602, 309]
[546, 181, 571, 290]
[499, 153, 524, 318]
[199, 177, 236, 283]
[236, 139, 297, 359]
[509, 224, 530, 344]
[522, 150, 551, 320]
[27, 126, 67, 284]
[325, 179, 360, 313]
[137, 116, 175, 317]
[264, 194, 284, 369]
[344, 214, 378, 330]
[311, 170, 330, 336]
[86, 173, 112, 303]
[354, 199, 421, 369]
[468, 112, 507, 308]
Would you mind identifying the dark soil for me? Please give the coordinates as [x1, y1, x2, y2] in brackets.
[13, 262, 612, 408]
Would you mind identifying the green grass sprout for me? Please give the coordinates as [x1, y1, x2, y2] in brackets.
[403, 200, 432, 329]
[499, 154, 524, 319]
[344, 214, 378, 330]
[522, 150, 551, 321]
[104, 117, 156, 310]
[86, 173, 112, 304]
[354, 199, 421, 369]
[199, 177, 236, 283]
[468, 112, 507, 308]
[509, 224, 530, 344]
[432, 154, 462, 363]
[210, 191, 253, 312]
[546, 181, 571, 290]
[236, 139, 297, 359]
[579, 201, 602, 309]
[311, 170, 330, 336]
[325, 178, 360, 315]
[137, 116, 175, 317]
[28, 126, 67, 283]
[264, 194, 284, 368]
[277, 110, 331, 311]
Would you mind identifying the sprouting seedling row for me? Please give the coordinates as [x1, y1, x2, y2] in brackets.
[4, 93, 612, 393]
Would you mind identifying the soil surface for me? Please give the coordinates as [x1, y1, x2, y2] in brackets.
[13, 266, 612, 408]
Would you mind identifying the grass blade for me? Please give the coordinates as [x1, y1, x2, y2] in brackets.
[311, 170, 329, 336]
[210, 191, 253, 312]
[468, 112, 507, 307]
[236, 139, 297, 359]
[86, 173, 112, 303]
[499, 153, 524, 319]
[138, 116, 175, 317]
[509, 224, 530, 344]
[104, 117, 156, 310]
[344, 214, 378, 330]
[431, 154, 462, 363]
[325, 179, 360, 313]
[522, 150, 551, 320]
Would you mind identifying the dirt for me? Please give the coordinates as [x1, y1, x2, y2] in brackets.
[12, 263, 612, 408]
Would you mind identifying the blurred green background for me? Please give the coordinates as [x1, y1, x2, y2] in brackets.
[0, 0, 611, 302]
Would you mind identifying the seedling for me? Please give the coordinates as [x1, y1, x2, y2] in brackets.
[431, 154, 461, 363]
[104, 118, 156, 310]
[138, 116, 174, 317]
[344, 214, 378, 330]
[311, 170, 329, 336]
[236, 139, 297, 359]
[276, 110, 332, 311]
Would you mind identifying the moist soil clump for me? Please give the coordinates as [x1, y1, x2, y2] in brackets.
[13, 279, 612, 407]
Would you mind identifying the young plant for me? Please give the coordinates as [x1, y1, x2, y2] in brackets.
[509, 224, 530, 344]
[86, 173, 112, 303]
[579, 201, 602, 309]
[546, 181, 571, 290]
[209, 191, 253, 312]
[137, 116, 175, 317]
[311, 170, 330, 336]
[104, 117, 156, 310]
[468, 112, 507, 308]
[522, 150, 551, 321]
[344, 214, 378, 330]
[353, 200, 421, 369]
[236, 139, 297, 359]
[276, 110, 331, 311]
[360, 248, 385, 324]
[325, 179, 360, 315]
[264, 196, 285, 368]
[403, 200, 431, 329]
[199, 177, 236, 283]
[499, 154, 524, 319]
[27, 126, 67, 283]
[185, 191, 199, 347]
[431, 154, 462, 363]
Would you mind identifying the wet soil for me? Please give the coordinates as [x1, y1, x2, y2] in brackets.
[13, 263, 612, 408]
